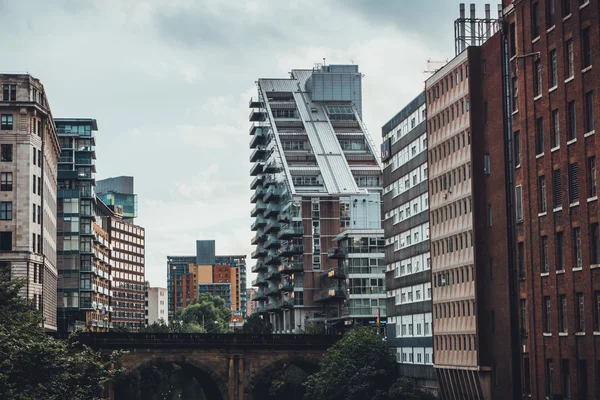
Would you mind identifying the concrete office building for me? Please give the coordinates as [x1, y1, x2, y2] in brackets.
[382, 93, 436, 389]
[502, 1, 600, 398]
[0, 74, 60, 331]
[145, 284, 168, 326]
[249, 64, 383, 333]
[96, 176, 137, 222]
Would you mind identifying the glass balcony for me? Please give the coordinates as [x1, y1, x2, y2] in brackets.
[265, 267, 280, 281]
[313, 285, 346, 302]
[256, 303, 265, 313]
[250, 201, 267, 217]
[263, 161, 279, 174]
[264, 235, 280, 249]
[264, 220, 281, 234]
[328, 247, 348, 259]
[250, 216, 266, 231]
[265, 254, 281, 265]
[264, 203, 281, 218]
[266, 299, 279, 311]
[278, 244, 303, 257]
[279, 258, 303, 274]
[249, 109, 266, 122]
[252, 275, 268, 286]
[249, 97, 263, 108]
[250, 175, 263, 190]
[322, 267, 346, 280]
[277, 226, 302, 240]
[251, 262, 267, 273]
[252, 289, 267, 301]
[280, 295, 294, 309]
[251, 246, 267, 259]
[265, 283, 280, 297]
[250, 147, 268, 163]
[278, 278, 293, 292]
[277, 212, 291, 223]
[250, 162, 264, 176]
[343, 306, 387, 317]
[250, 233, 266, 245]
[263, 186, 284, 202]
[249, 123, 268, 136]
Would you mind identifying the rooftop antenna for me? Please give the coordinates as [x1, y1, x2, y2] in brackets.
[454, 3, 500, 56]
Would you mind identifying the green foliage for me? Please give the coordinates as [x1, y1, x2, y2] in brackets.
[173, 293, 232, 333]
[302, 321, 325, 334]
[139, 319, 170, 333]
[242, 314, 272, 334]
[0, 264, 124, 400]
[386, 377, 436, 400]
[304, 328, 396, 400]
[111, 324, 132, 333]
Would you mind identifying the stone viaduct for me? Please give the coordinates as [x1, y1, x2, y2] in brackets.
[55, 332, 338, 400]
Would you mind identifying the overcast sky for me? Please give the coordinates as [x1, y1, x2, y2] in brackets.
[1, 0, 495, 287]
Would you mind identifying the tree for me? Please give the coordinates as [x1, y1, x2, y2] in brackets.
[139, 319, 170, 333]
[111, 324, 131, 333]
[386, 377, 435, 400]
[0, 263, 124, 400]
[302, 321, 325, 334]
[242, 314, 272, 334]
[173, 293, 232, 333]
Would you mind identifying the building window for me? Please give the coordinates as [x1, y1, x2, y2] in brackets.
[544, 297, 552, 333]
[568, 101, 576, 140]
[585, 91, 594, 133]
[589, 157, 597, 198]
[545, 359, 554, 396]
[582, 27, 591, 68]
[578, 360, 588, 400]
[0, 115, 13, 130]
[536, 117, 544, 154]
[2, 84, 16, 101]
[556, 231, 565, 271]
[596, 291, 600, 331]
[0, 202, 12, 221]
[547, 0, 556, 26]
[562, 360, 571, 400]
[487, 204, 493, 226]
[576, 292, 585, 332]
[1, 144, 12, 162]
[560, 294, 568, 332]
[551, 109, 560, 148]
[569, 162, 579, 203]
[523, 358, 531, 394]
[484, 154, 490, 175]
[520, 298, 527, 334]
[512, 76, 518, 112]
[0, 172, 12, 191]
[573, 227, 582, 268]
[539, 176, 547, 213]
[0, 231, 11, 251]
[563, 0, 572, 16]
[554, 169, 562, 207]
[591, 223, 600, 265]
[549, 49, 558, 87]
[534, 59, 542, 97]
[542, 236, 549, 272]
[518, 242, 525, 279]
[566, 39, 574, 78]
[514, 131, 521, 167]
[515, 186, 523, 221]
[532, 2, 540, 38]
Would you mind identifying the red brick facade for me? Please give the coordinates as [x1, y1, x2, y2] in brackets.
[504, 1, 600, 399]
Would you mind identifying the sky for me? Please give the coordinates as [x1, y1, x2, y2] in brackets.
[0, 0, 495, 288]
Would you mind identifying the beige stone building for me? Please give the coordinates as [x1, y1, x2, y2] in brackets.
[0, 74, 60, 331]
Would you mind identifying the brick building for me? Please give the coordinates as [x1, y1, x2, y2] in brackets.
[503, 0, 600, 399]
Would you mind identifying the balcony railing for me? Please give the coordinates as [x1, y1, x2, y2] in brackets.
[263, 186, 284, 203]
[251, 233, 266, 245]
[252, 289, 267, 301]
[265, 254, 280, 265]
[252, 275, 268, 286]
[250, 162, 264, 176]
[250, 175, 263, 190]
[313, 286, 346, 302]
[264, 220, 281, 234]
[264, 203, 281, 218]
[279, 259, 303, 274]
[250, 201, 267, 217]
[322, 267, 346, 280]
[251, 247, 267, 259]
[264, 235, 280, 249]
[278, 244, 303, 257]
[328, 247, 348, 259]
[251, 216, 266, 231]
[343, 306, 387, 317]
[251, 263, 267, 273]
[277, 226, 302, 240]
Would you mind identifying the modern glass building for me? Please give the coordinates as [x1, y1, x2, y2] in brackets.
[96, 176, 138, 221]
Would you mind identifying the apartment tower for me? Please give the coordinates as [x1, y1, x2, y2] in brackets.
[249, 64, 384, 333]
[0, 74, 60, 331]
[382, 93, 436, 389]
[96, 176, 138, 222]
[503, 0, 600, 398]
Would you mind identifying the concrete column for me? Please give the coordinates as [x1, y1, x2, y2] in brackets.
[228, 357, 235, 400]
[238, 357, 244, 400]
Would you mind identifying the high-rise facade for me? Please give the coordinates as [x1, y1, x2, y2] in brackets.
[382, 93, 436, 389]
[0, 74, 60, 331]
[145, 284, 168, 326]
[249, 64, 384, 333]
[503, 1, 600, 399]
[56, 118, 109, 332]
[167, 240, 247, 326]
[96, 176, 137, 222]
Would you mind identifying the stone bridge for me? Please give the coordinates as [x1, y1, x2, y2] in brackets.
[56, 332, 339, 400]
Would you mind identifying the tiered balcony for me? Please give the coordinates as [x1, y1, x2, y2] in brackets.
[263, 186, 284, 202]
[264, 220, 281, 234]
[278, 278, 293, 292]
[250, 175, 263, 190]
[249, 109, 266, 122]
[279, 258, 303, 274]
[322, 267, 346, 280]
[264, 235, 280, 249]
[251, 246, 267, 259]
[277, 212, 291, 223]
[250, 147, 268, 163]
[251, 216, 266, 231]
[277, 226, 302, 240]
[265, 282, 280, 297]
[250, 201, 267, 217]
[278, 244, 303, 257]
[249, 97, 263, 108]
[265, 267, 280, 281]
[266, 299, 279, 311]
[280, 295, 294, 309]
[265, 253, 280, 265]
[250, 129, 267, 148]
[263, 161, 279, 174]
[328, 247, 348, 259]
[250, 162, 264, 176]
[252, 289, 267, 301]
[250, 233, 266, 245]
[264, 203, 281, 218]
[252, 275, 268, 286]
[313, 285, 346, 302]
[251, 262, 267, 273]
